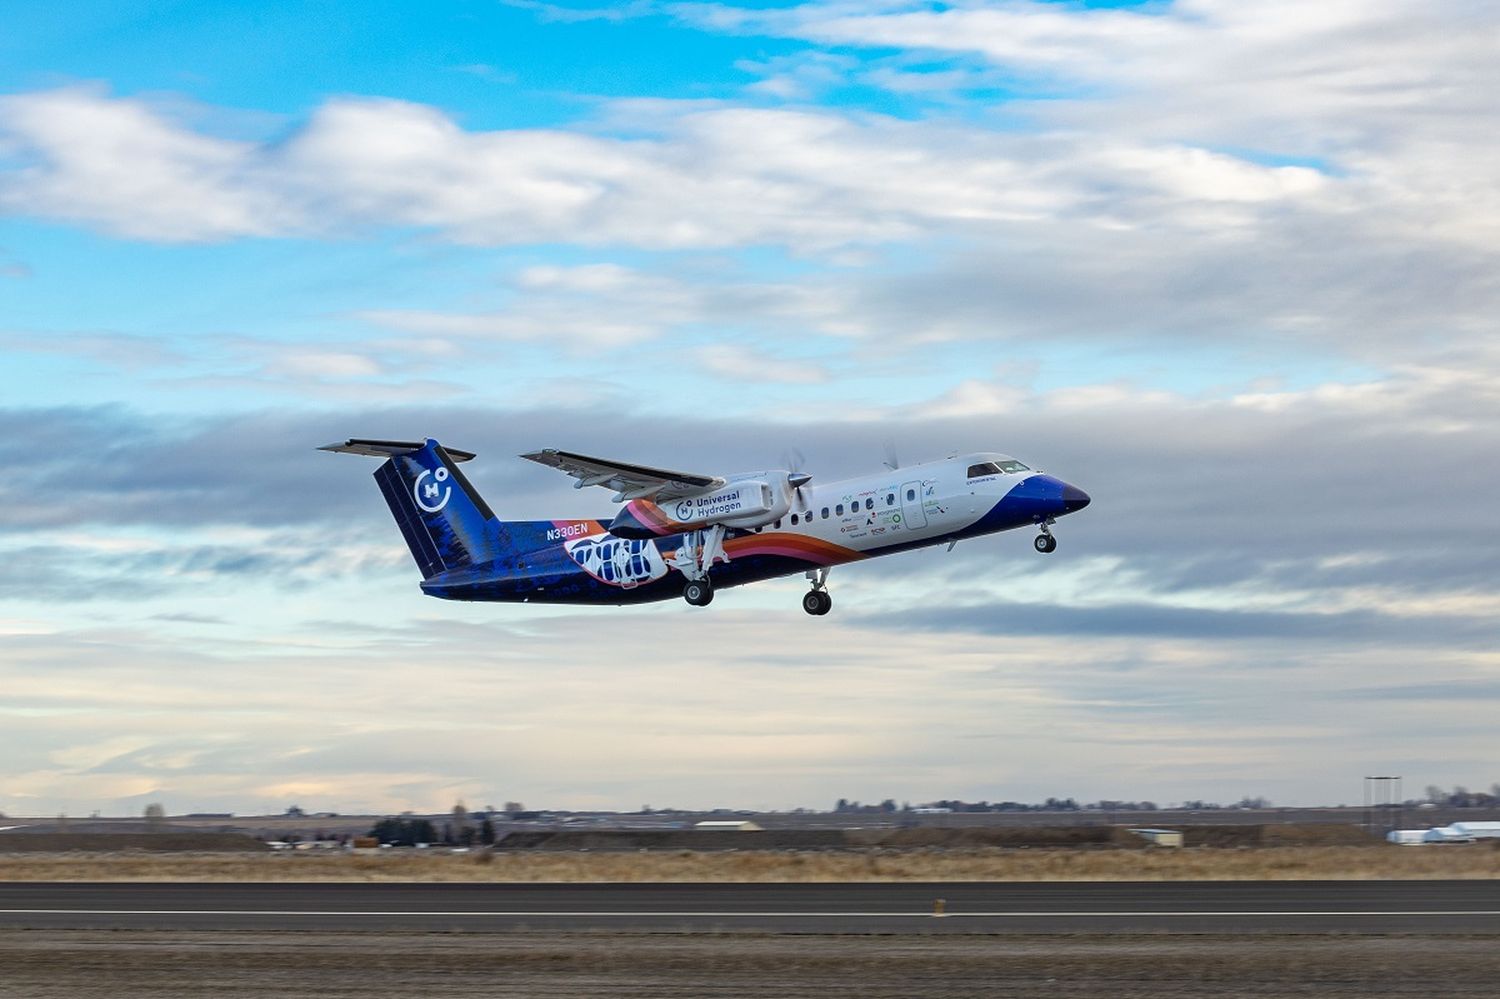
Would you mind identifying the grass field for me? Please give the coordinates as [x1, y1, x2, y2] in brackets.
[2, 844, 1498, 882]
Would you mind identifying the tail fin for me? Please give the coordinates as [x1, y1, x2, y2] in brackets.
[320, 438, 500, 578]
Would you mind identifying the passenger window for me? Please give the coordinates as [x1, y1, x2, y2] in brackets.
[906, 489, 915, 501]
[821, 507, 829, 519]
[790, 514, 798, 525]
[836, 504, 844, 515]
[865, 498, 874, 511]
[887, 494, 895, 506]
[775, 519, 782, 529]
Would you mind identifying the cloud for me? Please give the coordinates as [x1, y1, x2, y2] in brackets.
[3, 598, 1496, 814]
[501, 0, 660, 24]
[3, 377, 1497, 812]
[4, 1, 1499, 812]
[0, 86, 296, 241]
[4, 353, 1498, 637]
[696, 344, 830, 383]
[690, 1, 1500, 247]
[0, 86, 1341, 251]
[0, 330, 185, 369]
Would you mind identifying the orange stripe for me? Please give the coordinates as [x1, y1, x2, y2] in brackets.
[725, 532, 863, 564]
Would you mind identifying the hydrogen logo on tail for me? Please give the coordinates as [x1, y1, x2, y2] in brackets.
[413, 466, 452, 513]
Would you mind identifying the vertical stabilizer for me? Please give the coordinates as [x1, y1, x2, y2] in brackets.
[321, 438, 499, 578]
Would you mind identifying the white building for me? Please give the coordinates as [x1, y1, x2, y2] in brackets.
[1387, 822, 1500, 845]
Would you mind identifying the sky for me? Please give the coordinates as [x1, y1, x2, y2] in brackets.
[2, 0, 1498, 817]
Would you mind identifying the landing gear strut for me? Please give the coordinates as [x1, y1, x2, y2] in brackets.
[802, 568, 832, 616]
[1034, 519, 1057, 554]
[675, 524, 728, 607]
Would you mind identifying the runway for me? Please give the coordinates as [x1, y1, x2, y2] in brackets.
[3, 880, 1499, 933]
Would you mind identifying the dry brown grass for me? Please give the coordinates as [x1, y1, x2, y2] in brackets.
[2, 843, 1498, 882]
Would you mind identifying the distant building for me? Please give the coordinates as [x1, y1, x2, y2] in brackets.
[1387, 822, 1500, 845]
[1129, 828, 1184, 848]
[693, 820, 763, 831]
[1387, 829, 1431, 845]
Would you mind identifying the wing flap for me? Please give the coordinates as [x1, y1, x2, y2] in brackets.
[521, 448, 724, 500]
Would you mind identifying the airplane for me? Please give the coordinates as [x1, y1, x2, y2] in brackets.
[320, 437, 1090, 614]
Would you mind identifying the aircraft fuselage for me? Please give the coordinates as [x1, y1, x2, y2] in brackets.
[418, 452, 1089, 605]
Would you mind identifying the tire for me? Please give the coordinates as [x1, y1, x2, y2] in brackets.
[1034, 534, 1056, 554]
[814, 591, 832, 616]
[684, 579, 713, 606]
[802, 591, 824, 616]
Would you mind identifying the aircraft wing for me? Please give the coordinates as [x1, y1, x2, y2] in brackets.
[521, 448, 725, 501]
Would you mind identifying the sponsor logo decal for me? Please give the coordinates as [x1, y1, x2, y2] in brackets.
[672, 484, 757, 522]
[412, 466, 451, 513]
[565, 535, 668, 588]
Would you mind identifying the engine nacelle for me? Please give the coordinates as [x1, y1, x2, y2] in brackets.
[670, 480, 784, 529]
[609, 476, 794, 538]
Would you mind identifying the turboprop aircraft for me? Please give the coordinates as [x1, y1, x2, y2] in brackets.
[320, 438, 1090, 614]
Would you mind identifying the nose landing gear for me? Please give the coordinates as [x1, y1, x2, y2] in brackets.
[802, 567, 832, 616]
[802, 590, 832, 616]
[1034, 518, 1057, 553]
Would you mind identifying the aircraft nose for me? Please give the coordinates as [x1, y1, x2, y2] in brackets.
[1060, 482, 1091, 514]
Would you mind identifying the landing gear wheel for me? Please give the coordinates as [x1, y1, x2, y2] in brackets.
[1034, 534, 1057, 554]
[802, 590, 832, 616]
[683, 578, 714, 607]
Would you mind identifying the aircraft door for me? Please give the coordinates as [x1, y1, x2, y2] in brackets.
[900, 480, 926, 530]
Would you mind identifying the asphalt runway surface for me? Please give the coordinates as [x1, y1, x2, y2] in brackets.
[3, 880, 1499, 933]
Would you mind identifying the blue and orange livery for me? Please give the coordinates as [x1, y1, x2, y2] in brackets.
[322, 438, 1089, 613]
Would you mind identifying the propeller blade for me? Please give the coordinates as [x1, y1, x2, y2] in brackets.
[788, 472, 812, 489]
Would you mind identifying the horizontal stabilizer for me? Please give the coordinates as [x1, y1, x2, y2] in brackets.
[319, 438, 476, 462]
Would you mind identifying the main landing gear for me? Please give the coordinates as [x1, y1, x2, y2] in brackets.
[683, 577, 714, 607]
[802, 568, 832, 616]
[1034, 519, 1058, 554]
[677, 524, 728, 608]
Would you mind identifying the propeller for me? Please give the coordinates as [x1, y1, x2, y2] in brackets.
[883, 439, 900, 471]
[782, 448, 812, 509]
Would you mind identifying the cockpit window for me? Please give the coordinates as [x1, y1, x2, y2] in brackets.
[969, 459, 1030, 477]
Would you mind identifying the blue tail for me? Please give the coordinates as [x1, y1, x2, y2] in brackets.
[322, 437, 604, 580]
[321, 438, 502, 578]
